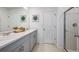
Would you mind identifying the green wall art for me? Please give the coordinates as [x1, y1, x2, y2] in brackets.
[21, 15, 26, 22]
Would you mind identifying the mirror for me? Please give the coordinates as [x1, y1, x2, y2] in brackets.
[0, 7, 29, 32]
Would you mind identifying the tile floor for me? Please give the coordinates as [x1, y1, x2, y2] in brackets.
[32, 44, 65, 52]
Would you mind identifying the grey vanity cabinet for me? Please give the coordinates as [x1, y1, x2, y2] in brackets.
[0, 30, 37, 52]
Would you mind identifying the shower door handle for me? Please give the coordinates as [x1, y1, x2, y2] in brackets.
[74, 35, 79, 38]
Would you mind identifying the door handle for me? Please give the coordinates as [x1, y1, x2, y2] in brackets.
[74, 35, 79, 38]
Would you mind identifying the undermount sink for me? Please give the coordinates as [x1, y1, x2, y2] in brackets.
[0, 31, 12, 36]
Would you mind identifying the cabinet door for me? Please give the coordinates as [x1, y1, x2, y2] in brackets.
[34, 31, 37, 44]
[13, 43, 24, 52]
[24, 35, 31, 52]
[32, 31, 37, 46]
[30, 31, 37, 50]
[30, 33, 34, 50]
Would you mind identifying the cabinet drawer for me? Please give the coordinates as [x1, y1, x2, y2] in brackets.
[0, 37, 24, 52]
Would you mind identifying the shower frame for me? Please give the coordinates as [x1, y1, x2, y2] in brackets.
[64, 7, 74, 52]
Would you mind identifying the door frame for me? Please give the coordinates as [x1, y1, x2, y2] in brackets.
[64, 7, 74, 52]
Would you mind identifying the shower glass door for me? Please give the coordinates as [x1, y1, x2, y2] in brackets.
[65, 8, 79, 51]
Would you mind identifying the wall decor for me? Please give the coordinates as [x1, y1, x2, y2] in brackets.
[21, 15, 26, 22]
[32, 15, 39, 22]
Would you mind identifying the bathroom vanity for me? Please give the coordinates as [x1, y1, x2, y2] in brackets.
[0, 29, 37, 52]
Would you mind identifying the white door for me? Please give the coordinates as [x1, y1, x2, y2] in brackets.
[43, 10, 56, 44]
[65, 8, 79, 51]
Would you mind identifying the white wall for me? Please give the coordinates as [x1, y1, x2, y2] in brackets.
[0, 8, 9, 32]
[8, 7, 29, 29]
[57, 7, 70, 48]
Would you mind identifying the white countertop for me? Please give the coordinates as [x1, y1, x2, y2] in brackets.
[0, 29, 37, 49]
